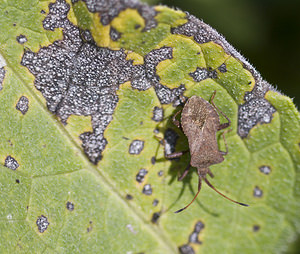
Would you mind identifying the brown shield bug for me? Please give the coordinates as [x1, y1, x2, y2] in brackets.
[166, 91, 248, 213]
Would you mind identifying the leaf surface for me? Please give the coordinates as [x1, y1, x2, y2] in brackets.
[0, 0, 299, 253]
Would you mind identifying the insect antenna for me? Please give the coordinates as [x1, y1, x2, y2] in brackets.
[174, 177, 203, 213]
[204, 178, 249, 207]
[174, 177, 248, 213]
[174, 187, 202, 213]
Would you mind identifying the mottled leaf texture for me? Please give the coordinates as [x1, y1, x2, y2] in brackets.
[0, 0, 299, 253]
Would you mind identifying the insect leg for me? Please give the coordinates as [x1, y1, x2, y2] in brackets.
[172, 109, 182, 128]
[178, 164, 191, 181]
[174, 170, 203, 213]
[219, 132, 229, 155]
[207, 168, 214, 178]
[165, 150, 189, 159]
[210, 91, 232, 131]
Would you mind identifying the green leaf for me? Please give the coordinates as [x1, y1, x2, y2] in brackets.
[0, 0, 299, 253]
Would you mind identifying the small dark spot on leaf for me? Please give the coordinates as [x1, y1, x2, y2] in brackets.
[218, 63, 227, 73]
[13, 23, 16, 26]
[152, 106, 164, 122]
[194, 221, 205, 233]
[253, 186, 263, 198]
[87, 221, 93, 233]
[253, 225, 260, 232]
[7, 140, 13, 146]
[16, 179, 20, 184]
[4, 156, 19, 170]
[41, 10, 46, 14]
[158, 170, 164, 177]
[164, 129, 179, 157]
[129, 140, 144, 155]
[110, 26, 121, 41]
[189, 221, 204, 244]
[81, 30, 93, 42]
[190, 67, 207, 82]
[151, 212, 161, 224]
[122, 136, 129, 140]
[26, 206, 29, 210]
[136, 168, 148, 183]
[142, 41, 146, 44]
[16, 96, 29, 115]
[140, 121, 143, 125]
[189, 67, 217, 82]
[151, 156, 156, 165]
[196, 52, 201, 55]
[179, 244, 195, 254]
[135, 24, 141, 29]
[259, 165, 271, 175]
[189, 232, 202, 244]
[66, 201, 74, 211]
[36, 215, 49, 233]
[0, 67, 5, 91]
[16, 35, 27, 44]
[126, 194, 133, 200]
[248, 81, 252, 85]
[152, 199, 159, 206]
[142, 184, 152, 195]
[153, 128, 159, 134]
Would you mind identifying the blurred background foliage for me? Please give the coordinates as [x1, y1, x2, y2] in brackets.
[142, 0, 300, 107]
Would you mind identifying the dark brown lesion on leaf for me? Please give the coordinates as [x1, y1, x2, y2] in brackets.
[142, 184, 152, 195]
[129, 140, 144, 155]
[152, 199, 159, 206]
[171, 13, 220, 44]
[16, 96, 29, 115]
[253, 225, 260, 232]
[218, 63, 227, 73]
[78, 0, 158, 31]
[259, 165, 271, 175]
[109, 26, 121, 41]
[87, 221, 93, 233]
[178, 244, 195, 254]
[238, 81, 276, 138]
[4, 156, 19, 170]
[16, 34, 27, 44]
[151, 106, 164, 122]
[136, 168, 148, 183]
[151, 211, 161, 224]
[66, 201, 74, 211]
[36, 215, 50, 233]
[163, 128, 179, 158]
[253, 186, 263, 198]
[125, 194, 133, 200]
[178, 221, 204, 253]
[188, 221, 204, 244]
[0, 67, 6, 91]
[189, 67, 217, 82]
[20, 0, 157, 164]
[151, 156, 156, 165]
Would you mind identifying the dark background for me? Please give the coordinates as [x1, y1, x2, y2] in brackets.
[151, 0, 300, 108]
